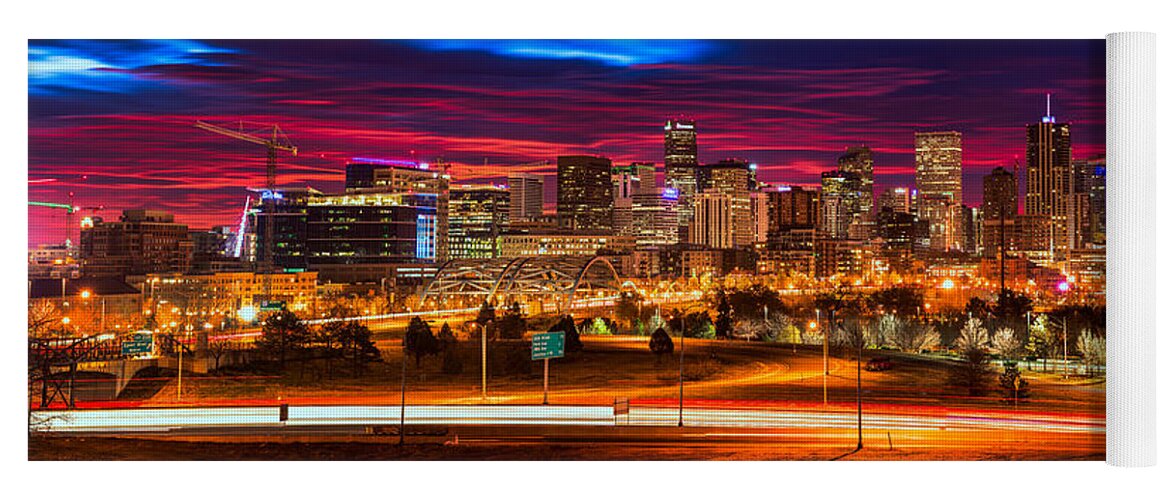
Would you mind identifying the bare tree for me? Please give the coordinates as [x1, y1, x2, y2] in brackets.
[991, 327, 1021, 359]
[870, 314, 904, 348]
[954, 318, 991, 352]
[1076, 330, 1106, 376]
[28, 299, 61, 337]
[892, 322, 940, 353]
[835, 318, 869, 356]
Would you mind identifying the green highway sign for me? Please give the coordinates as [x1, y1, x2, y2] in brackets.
[121, 340, 152, 356]
[122, 332, 154, 356]
[259, 300, 286, 311]
[531, 331, 565, 360]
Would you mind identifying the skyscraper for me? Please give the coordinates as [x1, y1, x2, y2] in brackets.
[507, 172, 545, 222]
[342, 159, 451, 261]
[557, 155, 614, 231]
[449, 184, 510, 259]
[915, 131, 963, 251]
[1025, 98, 1072, 261]
[837, 146, 875, 216]
[664, 119, 698, 235]
[820, 170, 863, 240]
[982, 166, 1018, 261]
[701, 160, 753, 247]
[768, 186, 819, 233]
[878, 187, 913, 214]
[689, 192, 734, 249]
[1072, 155, 1106, 247]
[632, 187, 680, 248]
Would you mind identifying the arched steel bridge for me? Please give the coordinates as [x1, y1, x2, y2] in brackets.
[419, 256, 624, 310]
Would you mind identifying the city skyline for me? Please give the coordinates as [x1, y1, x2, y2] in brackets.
[28, 39, 1105, 247]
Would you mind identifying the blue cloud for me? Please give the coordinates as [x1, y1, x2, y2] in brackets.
[410, 40, 713, 66]
[28, 40, 236, 95]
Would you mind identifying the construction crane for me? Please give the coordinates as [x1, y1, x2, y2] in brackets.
[195, 121, 298, 305]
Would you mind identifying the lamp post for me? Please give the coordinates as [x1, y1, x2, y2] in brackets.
[855, 323, 863, 451]
[678, 312, 685, 427]
[399, 337, 407, 446]
[481, 319, 489, 401]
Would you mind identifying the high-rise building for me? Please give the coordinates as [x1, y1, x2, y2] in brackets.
[1072, 155, 1106, 247]
[915, 131, 963, 251]
[750, 191, 769, 244]
[253, 187, 442, 282]
[1025, 99, 1072, 261]
[878, 187, 913, 214]
[664, 119, 698, 235]
[612, 164, 646, 237]
[631, 187, 680, 248]
[631, 162, 658, 196]
[557, 155, 614, 231]
[982, 166, 1018, 260]
[837, 146, 875, 217]
[507, 172, 545, 222]
[767, 186, 820, 234]
[820, 170, 863, 240]
[449, 184, 510, 259]
[701, 160, 753, 247]
[342, 159, 450, 261]
[689, 192, 735, 249]
[80, 210, 193, 278]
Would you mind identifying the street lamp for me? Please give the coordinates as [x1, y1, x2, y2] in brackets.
[673, 304, 705, 427]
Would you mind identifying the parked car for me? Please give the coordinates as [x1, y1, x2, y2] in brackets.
[865, 356, 893, 372]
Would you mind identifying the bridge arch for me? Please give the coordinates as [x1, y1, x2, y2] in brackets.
[420, 255, 623, 311]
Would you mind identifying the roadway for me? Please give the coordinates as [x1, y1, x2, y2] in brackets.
[30, 403, 1103, 436]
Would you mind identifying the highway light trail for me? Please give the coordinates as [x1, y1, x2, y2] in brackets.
[31, 405, 1104, 435]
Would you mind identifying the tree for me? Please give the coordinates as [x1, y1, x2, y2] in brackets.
[404, 316, 440, 368]
[868, 286, 924, 315]
[325, 320, 378, 376]
[948, 346, 994, 396]
[667, 310, 713, 339]
[475, 301, 497, 327]
[649, 326, 674, 359]
[207, 340, 230, 371]
[1077, 330, 1106, 376]
[1026, 314, 1054, 371]
[551, 315, 582, 353]
[28, 299, 61, 337]
[954, 318, 991, 352]
[495, 302, 528, 339]
[871, 314, 905, 348]
[994, 289, 1032, 322]
[255, 310, 310, 370]
[964, 298, 991, 318]
[892, 322, 940, 353]
[714, 290, 733, 339]
[999, 361, 1030, 402]
[437, 322, 457, 351]
[726, 284, 784, 321]
[614, 292, 644, 332]
[991, 327, 1022, 359]
[583, 317, 615, 336]
[835, 317, 869, 355]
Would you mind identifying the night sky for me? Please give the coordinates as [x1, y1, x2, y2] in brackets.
[28, 39, 1105, 247]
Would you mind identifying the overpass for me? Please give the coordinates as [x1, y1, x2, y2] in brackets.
[419, 256, 626, 312]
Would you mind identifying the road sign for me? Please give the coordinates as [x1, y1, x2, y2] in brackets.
[531, 331, 565, 360]
[260, 300, 286, 312]
[613, 397, 630, 425]
[121, 332, 154, 356]
[613, 398, 630, 416]
[121, 340, 152, 356]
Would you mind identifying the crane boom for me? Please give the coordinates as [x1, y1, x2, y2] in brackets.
[196, 119, 298, 305]
[194, 121, 298, 154]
